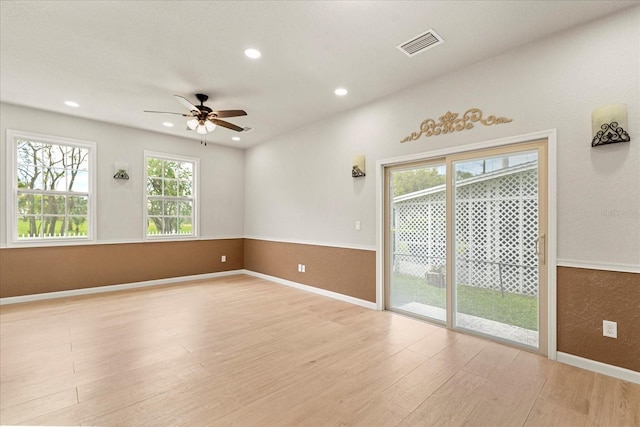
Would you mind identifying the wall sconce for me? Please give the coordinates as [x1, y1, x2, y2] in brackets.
[352, 155, 366, 177]
[592, 104, 630, 147]
[113, 161, 129, 180]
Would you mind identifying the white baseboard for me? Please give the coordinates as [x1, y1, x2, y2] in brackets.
[243, 270, 377, 310]
[0, 269, 377, 311]
[556, 352, 640, 384]
[0, 270, 244, 305]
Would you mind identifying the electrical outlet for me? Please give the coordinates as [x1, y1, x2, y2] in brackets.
[297, 264, 302, 272]
[603, 320, 617, 338]
[221, 255, 226, 262]
[301, 264, 306, 273]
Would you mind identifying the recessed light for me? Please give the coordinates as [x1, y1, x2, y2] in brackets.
[334, 88, 348, 96]
[162, 122, 174, 127]
[232, 136, 241, 141]
[64, 100, 79, 107]
[244, 48, 261, 59]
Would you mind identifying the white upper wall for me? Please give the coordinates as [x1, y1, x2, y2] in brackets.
[0, 103, 245, 245]
[244, 7, 640, 265]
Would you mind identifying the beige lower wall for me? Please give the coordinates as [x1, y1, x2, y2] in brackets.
[0, 238, 376, 302]
[557, 266, 639, 372]
[244, 239, 376, 302]
[0, 239, 243, 298]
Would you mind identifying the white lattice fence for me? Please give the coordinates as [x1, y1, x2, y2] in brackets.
[393, 163, 539, 296]
[393, 189, 446, 282]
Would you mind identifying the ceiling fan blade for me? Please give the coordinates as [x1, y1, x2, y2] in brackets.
[211, 118, 244, 132]
[211, 110, 247, 118]
[174, 95, 201, 114]
[144, 110, 190, 116]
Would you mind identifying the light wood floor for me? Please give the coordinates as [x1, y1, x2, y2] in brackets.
[1, 275, 638, 426]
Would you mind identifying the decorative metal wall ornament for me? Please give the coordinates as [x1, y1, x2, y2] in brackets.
[352, 155, 366, 177]
[591, 104, 630, 147]
[400, 108, 513, 143]
[113, 169, 129, 180]
[591, 122, 630, 147]
[113, 161, 130, 180]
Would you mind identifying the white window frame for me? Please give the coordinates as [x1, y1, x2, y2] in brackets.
[143, 151, 199, 240]
[5, 129, 97, 247]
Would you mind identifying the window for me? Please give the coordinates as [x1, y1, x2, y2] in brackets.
[6, 130, 96, 244]
[144, 151, 198, 238]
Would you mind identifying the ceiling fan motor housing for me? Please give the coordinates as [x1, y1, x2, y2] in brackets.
[195, 93, 209, 103]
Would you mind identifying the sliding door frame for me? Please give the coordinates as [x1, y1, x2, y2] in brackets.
[376, 129, 557, 359]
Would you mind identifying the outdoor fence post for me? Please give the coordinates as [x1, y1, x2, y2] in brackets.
[498, 263, 504, 298]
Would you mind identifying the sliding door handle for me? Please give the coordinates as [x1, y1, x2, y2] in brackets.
[535, 234, 546, 265]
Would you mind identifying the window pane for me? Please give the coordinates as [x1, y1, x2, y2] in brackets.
[67, 196, 88, 215]
[67, 146, 89, 171]
[163, 217, 179, 234]
[66, 216, 88, 237]
[18, 166, 43, 190]
[179, 217, 192, 234]
[147, 200, 163, 216]
[41, 144, 65, 168]
[175, 161, 192, 180]
[51, 168, 68, 191]
[179, 201, 192, 216]
[18, 194, 43, 215]
[43, 195, 66, 215]
[178, 162, 193, 175]
[164, 201, 178, 216]
[17, 140, 42, 165]
[148, 217, 179, 235]
[17, 216, 43, 238]
[148, 158, 163, 178]
[68, 170, 89, 192]
[148, 217, 163, 235]
[147, 178, 163, 196]
[42, 168, 65, 191]
[42, 216, 66, 237]
[164, 161, 179, 178]
[179, 180, 192, 197]
[164, 179, 178, 196]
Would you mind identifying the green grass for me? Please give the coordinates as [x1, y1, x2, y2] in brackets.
[391, 273, 538, 330]
[17, 218, 88, 237]
[147, 222, 192, 234]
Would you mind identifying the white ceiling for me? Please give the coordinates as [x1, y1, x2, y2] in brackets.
[1, 1, 637, 149]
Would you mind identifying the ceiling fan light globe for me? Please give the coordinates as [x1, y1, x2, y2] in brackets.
[204, 120, 216, 132]
[187, 118, 199, 130]
[196, 125, 208, 135]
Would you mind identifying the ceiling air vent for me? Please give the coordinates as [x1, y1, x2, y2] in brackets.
[397, 29, 444, 57]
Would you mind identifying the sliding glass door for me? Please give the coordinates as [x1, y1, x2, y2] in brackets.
[451, 146, 546, 350]
[385, 140, 548, 353]
[387, 161, 447, 323]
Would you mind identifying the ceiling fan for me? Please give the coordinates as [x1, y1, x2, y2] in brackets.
[145, 94, 247, 135]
